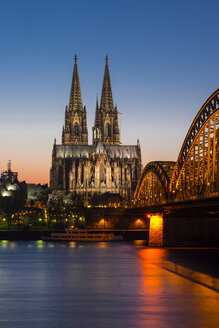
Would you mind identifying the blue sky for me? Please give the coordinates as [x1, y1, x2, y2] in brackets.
[0, 0, 218, 183]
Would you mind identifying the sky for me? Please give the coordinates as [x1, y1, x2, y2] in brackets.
[0, 0, 218, 184]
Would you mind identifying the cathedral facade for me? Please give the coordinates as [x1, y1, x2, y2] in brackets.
[50, 56, 142, 203]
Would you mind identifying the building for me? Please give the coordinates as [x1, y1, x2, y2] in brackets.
[0, 161, 27, 200]
[1, 160, 18, 183]
[50, 56, 142, 203]
[27, 183, 50, 202]
[0, 161, 50, 203]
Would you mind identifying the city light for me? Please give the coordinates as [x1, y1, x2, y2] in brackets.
[150, 215, 163, 230]
[149, 214, 163, 247]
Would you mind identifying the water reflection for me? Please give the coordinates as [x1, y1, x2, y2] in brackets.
[98, 242, 107, 248]
[0, 240, 18, 249]
[133, 240, 147, 247]
[69, 242, 76, 248]
[0, 240, 9, 248]
[36, 240, 44, 248]
[137, 248, 219, 328]
[0, 241, 217, 327]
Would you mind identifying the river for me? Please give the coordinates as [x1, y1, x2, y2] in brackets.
[0, 240, 218, 328]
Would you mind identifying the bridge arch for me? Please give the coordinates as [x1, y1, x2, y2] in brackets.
[170, 88, 219, 200]
[135, 161, 175, 206]
[135, 89, 219, 205]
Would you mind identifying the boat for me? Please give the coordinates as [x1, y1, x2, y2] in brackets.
[42, 229, 123, 242]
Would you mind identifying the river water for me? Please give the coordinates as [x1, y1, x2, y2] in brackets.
[0, 240, 218, 328]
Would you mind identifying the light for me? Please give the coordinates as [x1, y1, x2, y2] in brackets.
[150, 215, 163, 229]
[149, 214, 163, 247]
[1, 192, 9, 197]
[36, 240, 44, 248]
[99, 219, 105, 227]
[1, 240, 9, 248]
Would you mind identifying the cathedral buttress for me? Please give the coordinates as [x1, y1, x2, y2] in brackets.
[62, 55, 88, 145]
[92, 56, 120, 146]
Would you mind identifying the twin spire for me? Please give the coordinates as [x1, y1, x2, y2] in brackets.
[69, 55, 114, 112]
[64, 55, 120, 146]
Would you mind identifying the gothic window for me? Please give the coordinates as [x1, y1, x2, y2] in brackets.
[58, 165, 63, 187]
[74, 123, 79, 136]
[105, 123, 111, 137]
[100, 163, 104, 182]
[81, 165, 84, 185]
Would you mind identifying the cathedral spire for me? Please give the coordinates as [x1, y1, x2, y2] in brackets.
[63, 55, 88, 145]
[96, 94, 99, 109]
[94, 94, 99, 124]
[92, 57, 120, 146]
[69, 55, 83, 111]
[100, 56, 114, 111]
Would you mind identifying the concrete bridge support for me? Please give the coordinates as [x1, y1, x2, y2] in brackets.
[149, 214, 163, 246]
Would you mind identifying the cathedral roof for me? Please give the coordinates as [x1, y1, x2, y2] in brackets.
[56, 145, 92, 158]
[105, 145, 139, 159]
[55, 144, 139, 159]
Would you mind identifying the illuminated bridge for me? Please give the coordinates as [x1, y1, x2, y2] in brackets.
[135, 88, 219, 206]
[87, 89, 219, 247]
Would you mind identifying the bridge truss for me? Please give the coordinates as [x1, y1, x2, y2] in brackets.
[135, 89, 219, 205]
[135, 161, 175, 206]
[171, 88, 219, 200]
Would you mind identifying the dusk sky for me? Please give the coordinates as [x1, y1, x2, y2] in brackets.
[0, 0, 218, 184]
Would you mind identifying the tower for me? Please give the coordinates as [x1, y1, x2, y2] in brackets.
[50, 56, 142, 204]
[62, 55, 88, 145]
[92, 56, 120, 146]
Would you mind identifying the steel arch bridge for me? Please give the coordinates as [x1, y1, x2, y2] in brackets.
[135, 88, 219, 206]
[135, 161, 176, 206]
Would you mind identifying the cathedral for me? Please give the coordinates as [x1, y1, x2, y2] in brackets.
[50, 56, 142, 203]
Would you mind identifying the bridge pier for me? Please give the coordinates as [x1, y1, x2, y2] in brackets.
[149, 214, 163, 246]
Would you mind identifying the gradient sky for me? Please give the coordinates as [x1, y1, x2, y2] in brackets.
[0, 0, 218, 184]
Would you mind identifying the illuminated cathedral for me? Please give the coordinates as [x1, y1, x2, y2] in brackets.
[50, 56, 142, 203]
